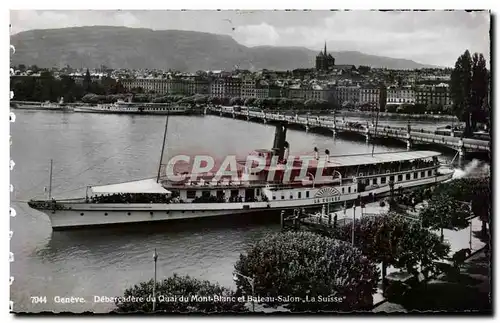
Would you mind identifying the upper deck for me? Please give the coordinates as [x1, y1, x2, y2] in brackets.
[279, 150, 440, 169]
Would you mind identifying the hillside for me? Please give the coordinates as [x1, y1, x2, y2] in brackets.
[10, 26, 435, 71]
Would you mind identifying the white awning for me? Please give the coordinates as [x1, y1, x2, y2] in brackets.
[90, 178, 171, 195]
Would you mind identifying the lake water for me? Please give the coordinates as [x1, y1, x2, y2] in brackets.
[9, 110, 487, 313]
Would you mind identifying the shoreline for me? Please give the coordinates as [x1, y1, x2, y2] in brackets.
[11, 100, 459, 122]
[333, 110, 458, 122]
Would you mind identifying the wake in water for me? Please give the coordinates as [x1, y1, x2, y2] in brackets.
[452, 159, 490, 179]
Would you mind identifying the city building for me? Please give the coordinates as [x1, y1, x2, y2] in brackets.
[192, 77, 210, 95]
[268, 85, 283, 98]
[334, 85, 360, 106]
[121, 77, 168, 94]
[358, 86, 380, 106]
[240, 77, 256, 98]
[288, 84, 334, 102]
[315, 42, 336, 72]
[120, 76, 210, 95]
[415, 83, 452, 107]
[209, 76, 242, 98]
[255, 80, 270, 99]
[387, 86, 416, 105]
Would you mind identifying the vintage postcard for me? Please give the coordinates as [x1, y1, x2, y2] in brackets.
[8, 8, 492, 315]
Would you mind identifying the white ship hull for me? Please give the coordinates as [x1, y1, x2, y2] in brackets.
[33, 172, 453, 230]
[11, 103, 67, 111]
[73, 105, 193, 115]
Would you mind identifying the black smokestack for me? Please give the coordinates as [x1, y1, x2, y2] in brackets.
[272, 124, 287, 161]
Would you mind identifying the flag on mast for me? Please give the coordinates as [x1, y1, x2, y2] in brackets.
[153, 248, 158, 262]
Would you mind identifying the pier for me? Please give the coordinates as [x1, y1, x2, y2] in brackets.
[206, 106, 490, 158]
[280, 201, 390, 235]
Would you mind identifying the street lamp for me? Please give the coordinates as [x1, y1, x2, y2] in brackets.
[152, 248, 158, 313]
[233, 271, 255, 312]
[389, 180, 395, 211]
[352, 200, 357, 246]
[456, 200, 473, 250]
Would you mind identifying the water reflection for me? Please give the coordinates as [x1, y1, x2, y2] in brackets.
[36, 212, 280, 262]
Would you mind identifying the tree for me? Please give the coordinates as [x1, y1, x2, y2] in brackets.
[268, 97, 280, 110]
[179, 96, 194, 105]
[253, 98, 262, 108]
[304, 99, 316, 112]
[378, 84, 387, 112]
[113, 80, 126, 94]
[114, 274, 246, 313]
[100, 76, 118, 94]
[358, 65, 371, 75]
[244, 97, 255, 107]
[234, 231, 379, 312]
[83, 68, 92, 93]
[29, 64, 39, 73]
[131, 86, 144, 94]
[470, 53, 489, 130]
[193, 94, 208, 104]
[317, 99, 329, 111]
[277, 98, 289, 110]
[450, 50, 489, 135]
[396, 220, 450, 279]
[433, 177, 491, 236]
[420, 194, 472, 241]
[329, 214, 449, 290]
[229, 97, 243, 106]
[291, 98, 304, 111]
[221, 96, 231, 106]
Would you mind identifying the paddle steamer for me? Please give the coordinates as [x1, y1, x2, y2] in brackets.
[28, 122, 454, 230]
[73, 99, 194, 115]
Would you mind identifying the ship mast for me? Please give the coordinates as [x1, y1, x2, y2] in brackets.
[156, 115, 170, 183]
[48, 159, 53, 199]
[371, 104, 380, 156]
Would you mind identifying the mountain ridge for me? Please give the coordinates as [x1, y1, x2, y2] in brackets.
[10, 26, 438, 71]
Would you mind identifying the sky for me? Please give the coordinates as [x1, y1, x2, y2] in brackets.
[9, 10, 491, 67]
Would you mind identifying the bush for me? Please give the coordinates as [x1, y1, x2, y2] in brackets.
[114, 274, 246, 313]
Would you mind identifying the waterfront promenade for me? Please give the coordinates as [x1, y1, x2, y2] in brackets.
[206, 106, 490, 157]
[282, 201, 488, 312]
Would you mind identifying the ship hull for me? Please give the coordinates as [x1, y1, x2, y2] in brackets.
[31, 172, 453, 230]
[11, 103, 65, 111]
[73, 106, 198, 115]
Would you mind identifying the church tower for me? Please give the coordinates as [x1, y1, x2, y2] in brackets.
[316, 41, 335, 72]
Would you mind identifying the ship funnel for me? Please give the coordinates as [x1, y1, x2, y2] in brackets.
[272, 124, 287, 162]
[283, 141, 290, 162]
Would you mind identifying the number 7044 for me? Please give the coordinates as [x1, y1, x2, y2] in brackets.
[31, 296, 47, 304]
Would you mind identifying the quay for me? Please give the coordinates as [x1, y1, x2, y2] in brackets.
[206, 106, 490, 158]
[281, 200, 487, 310]
[280, 201, 391, 235]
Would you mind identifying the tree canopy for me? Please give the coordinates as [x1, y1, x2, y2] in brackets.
[328, 214, 450, 281]
[420, 196, 472, 238]
[114, 274, 246, 313]
[234, 231, 379, 312]
[450, 50, 489, 135]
